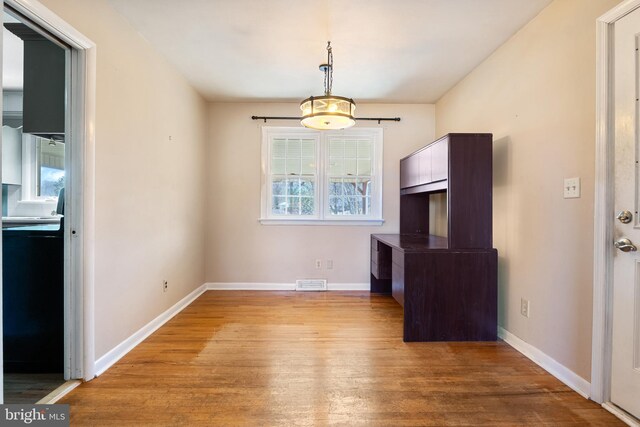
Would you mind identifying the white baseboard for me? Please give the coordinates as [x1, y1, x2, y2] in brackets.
[498, 327, 591, 399]
[328, 282, 369, 290]
[602, 402, 640, 427]
[94, 283, 207, 377]
[205, 282, 369, 291]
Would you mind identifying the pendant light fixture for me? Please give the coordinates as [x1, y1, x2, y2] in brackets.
[300, 41, 356, 130]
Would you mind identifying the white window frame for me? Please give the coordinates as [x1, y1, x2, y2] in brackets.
[260, 126, 384, 225]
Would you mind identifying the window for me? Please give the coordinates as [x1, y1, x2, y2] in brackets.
[21, 134, 65, 201]
[261, 127, 383, 225]
[36, 138, 65, 198]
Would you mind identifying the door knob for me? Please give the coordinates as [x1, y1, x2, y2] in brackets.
[614, 238, 637, 252]
[617, 210, 633, 224]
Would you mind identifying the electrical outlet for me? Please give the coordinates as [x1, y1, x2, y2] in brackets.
[315, 259, 322, 269]
[326, 259, 333, 270]
[162, 280, 168, 293]
[564, 177, 580, 199]
[520, 298, 530, 318]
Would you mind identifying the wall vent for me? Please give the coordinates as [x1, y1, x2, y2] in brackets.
[295, 279, 328, 292]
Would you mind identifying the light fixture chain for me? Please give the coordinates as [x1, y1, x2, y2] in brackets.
[326, 41, 333, 95]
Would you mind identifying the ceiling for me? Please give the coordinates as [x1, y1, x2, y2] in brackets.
[108, 0, 552, 103]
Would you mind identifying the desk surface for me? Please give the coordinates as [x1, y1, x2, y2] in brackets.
[372, 234, 496, 253]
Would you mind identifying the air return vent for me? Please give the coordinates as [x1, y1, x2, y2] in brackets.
[295, 279, 328, 292]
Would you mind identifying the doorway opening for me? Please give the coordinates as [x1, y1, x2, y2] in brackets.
[1, 6, 68, 403]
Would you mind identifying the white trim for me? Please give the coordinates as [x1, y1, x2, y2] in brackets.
[94, 284, 207, 377]
[327, 282, 369, 291]
[36, 380, 81, 404]
[206, 282, 369, 291]
[498, 327, 591, 399]
[258, 219, 385, 226]
[602, 402, 640, 427]
[593, 0, 640, 405]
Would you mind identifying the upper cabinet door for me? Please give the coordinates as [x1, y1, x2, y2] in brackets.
[400, 155, 420, 188]
[418, 147, 432, 185]
[431, 140, 448, 182]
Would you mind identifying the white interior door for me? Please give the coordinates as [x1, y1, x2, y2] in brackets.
[612, 7, 640, 420]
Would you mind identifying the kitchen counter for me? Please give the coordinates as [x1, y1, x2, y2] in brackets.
[2, 216, 61, 228]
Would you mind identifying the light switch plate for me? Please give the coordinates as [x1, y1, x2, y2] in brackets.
[564, 177, 580, 199]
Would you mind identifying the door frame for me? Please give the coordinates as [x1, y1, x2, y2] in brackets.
[593, 0, 640, 413]
[0, 0, 97, 384]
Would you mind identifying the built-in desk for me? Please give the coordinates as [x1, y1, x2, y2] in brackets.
[372, 133, 498, 342]
[371, 233, 497, 342]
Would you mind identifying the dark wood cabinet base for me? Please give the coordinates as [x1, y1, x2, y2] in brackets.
[371, 234, 497, 342]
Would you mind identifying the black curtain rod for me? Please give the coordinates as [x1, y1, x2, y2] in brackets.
[251, 116, 401, 124]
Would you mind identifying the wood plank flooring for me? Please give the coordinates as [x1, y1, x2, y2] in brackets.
[60, 291, 623, 426]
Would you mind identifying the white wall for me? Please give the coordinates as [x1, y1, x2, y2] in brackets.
[435, 0, 621, 380]
[39, 0, 208, 359]
[206, 103, 434, 284]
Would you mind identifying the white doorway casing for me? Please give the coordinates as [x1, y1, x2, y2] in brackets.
[0, 0, 97, 390]
[594, 0, 640, 423]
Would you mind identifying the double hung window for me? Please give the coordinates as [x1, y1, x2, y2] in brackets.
[260, 127, 383, 225]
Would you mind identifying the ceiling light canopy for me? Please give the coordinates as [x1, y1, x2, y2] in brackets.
[300, 42, 356, 130]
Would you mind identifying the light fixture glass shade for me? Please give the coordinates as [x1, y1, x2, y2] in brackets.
[300, 95, 356, 130]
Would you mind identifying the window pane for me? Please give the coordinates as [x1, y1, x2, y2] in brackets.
[329, 140, 344, 158]
[357, 140, 371, 158]
[272, 139, 286, 157]
[345, 159, 357, 176]
[329, 179, 342, 196]
[364, 196, 371, 214]
[288, 179, 300, 196]
[286, 139, 301, 157]
[40, 167, 65, 198]
[271, 158, 285, 174]
[286, 158, 300, 175]
[301, 159, 315, 175]
[272, 178, 286, 196]
[328, 158, 343, 175]
[344, 140, 357, 158]
[301, 139, 315, 157]
[286, 197, 301, 215]
[301, 197, 314, 215]
[272, 196, 287, 214]
[357, 159, 371, 175]
[299, 179, 314, 196]
[343, 179, 357, 196]
[345, 197, 362, 215]
[357, 179, 372, 196]
[329, 196, 343, 215]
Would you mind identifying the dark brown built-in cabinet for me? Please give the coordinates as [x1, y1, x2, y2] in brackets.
[371, 133, 497, 342]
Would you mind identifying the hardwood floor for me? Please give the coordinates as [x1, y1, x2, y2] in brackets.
[60, 291, 623, 426]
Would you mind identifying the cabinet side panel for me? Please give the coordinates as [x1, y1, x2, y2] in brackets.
[447, 134, 493, 248]
[403, 251, 497, 341]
